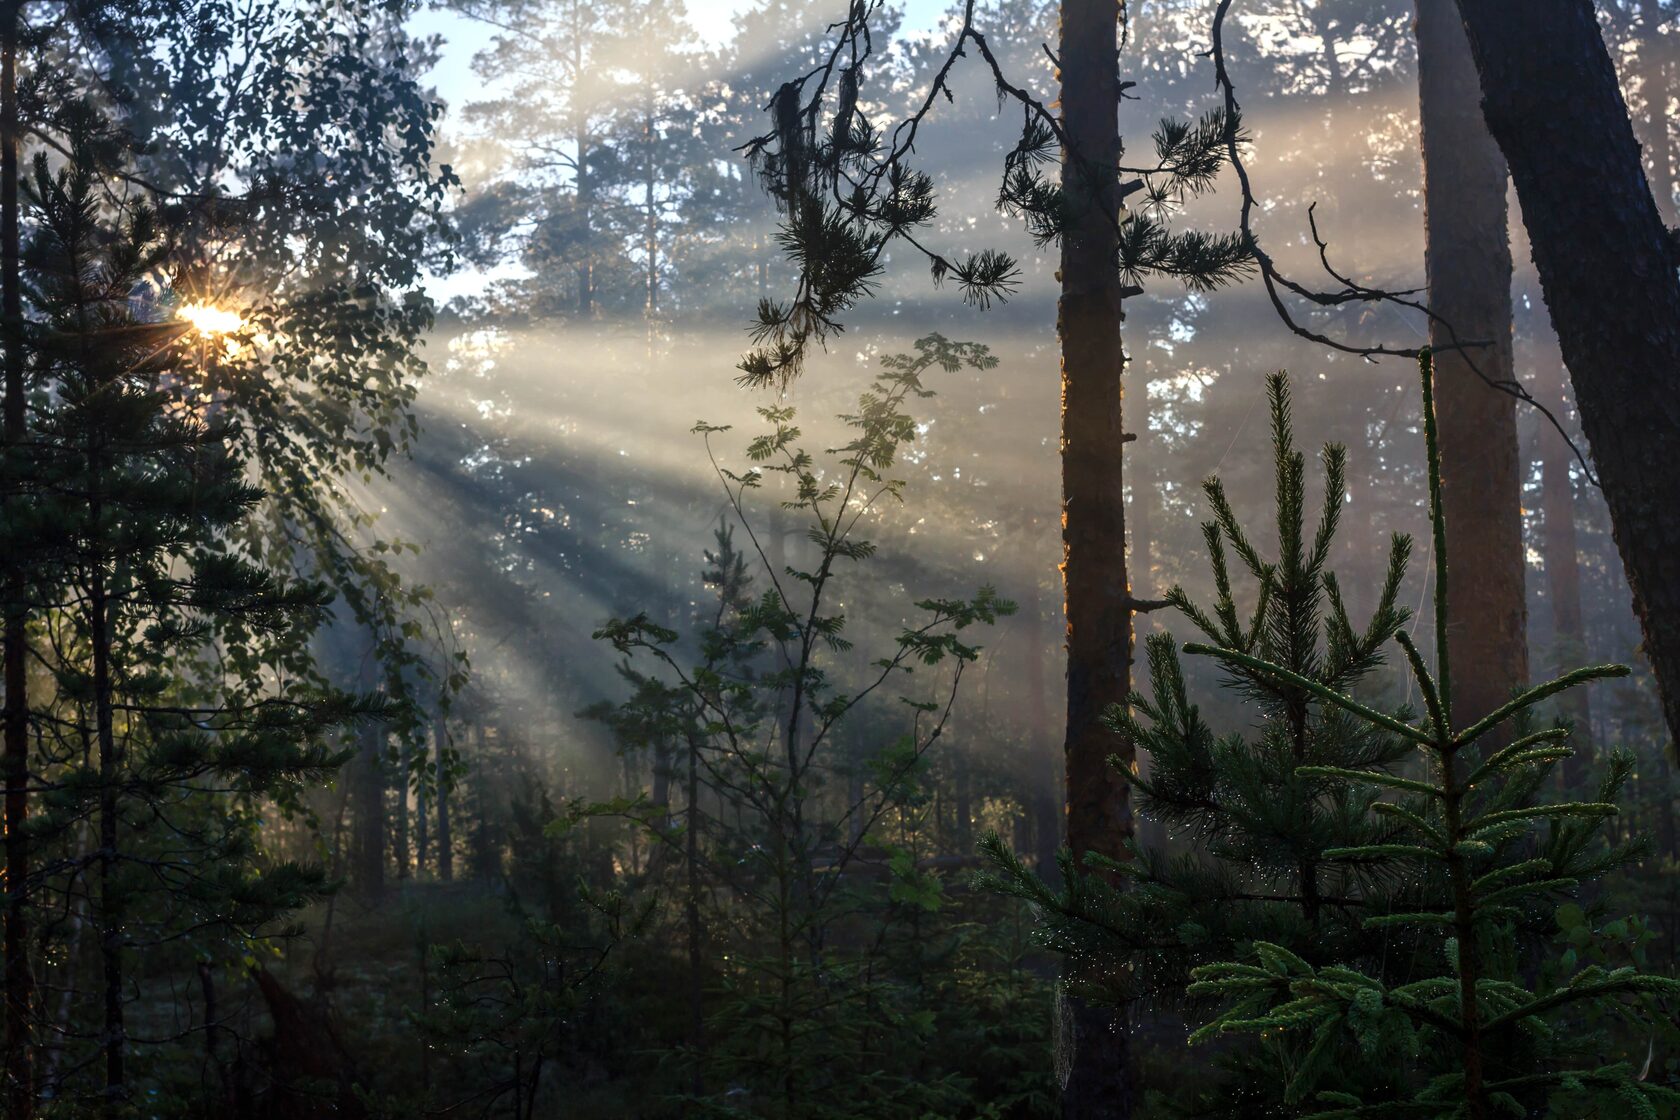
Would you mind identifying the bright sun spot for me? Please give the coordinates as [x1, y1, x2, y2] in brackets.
[177, 302, 244, 335]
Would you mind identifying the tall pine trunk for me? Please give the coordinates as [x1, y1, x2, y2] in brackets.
[351, 660, 386, 899]
[645, 107, 658, 320]
[1639, 0, 1674, 225]
[1452, 0, 1680, 749]
[1537, 361, 1591, 783]
[394, 741, 410, 883]
[575, 115, 593, 317]
[1, 1, 31, 1111]
[1416, 0, 1526, 728]
[88, 477, 124, 1118]
[684, 728, 704, 1102]
[1022, 582, 1061, 881]
[1058, 0, 1133, 1112]
[434, 715, 453, 882]
[1129, 376, 1165, 851]
[415, 748, 429, 876]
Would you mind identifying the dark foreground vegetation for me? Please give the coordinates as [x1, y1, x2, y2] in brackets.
[0, 0, 1678, 1118]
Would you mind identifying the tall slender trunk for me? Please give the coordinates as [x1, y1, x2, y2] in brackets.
[415, 745, 429, 875]
[952, 737, 972, 855]
[1416, 0, 1526, 730]
[1451, 0, 1680, 749]
[472, 722, 495, 881]
[1, 2, 30, 1112]
[1537, 361, 1591, 784]
[394, 739, 410, 883]
[1022, 586, 1061, 882]
[1639, 0, 1674, 224]
[351, 660, 386, 899]
[434, 716, 452, 882]
[1058, 0, 1133, 1112]
[1129, 378, 1165, 851]
[684, 728, 704, 1104]
[576, 117, 593, 317]
[89, 491, 124, 1117]
[645, 108, 658, 320]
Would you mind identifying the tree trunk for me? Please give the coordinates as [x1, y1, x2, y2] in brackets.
[1129, 376, 1166, 851]
[415, 749, 429, 876]
[953, 741, 973, 855]
[1, 1, 31, 1111]
[1023, 587, 1061, 882]
[394, 740, 410, 883]
[1639, 0, 1675, 224]
[1452, 0, 1680, 749]
[434, 715, 453, 882]
[576, 117, 593, 317]
[684, 728, 704, 1102]
[1058, 0, 1133, 1112]
[89, 500, 124, 1118]
[1416, 0, 1527, 729]
[645, 108, 658, 319]
[351, 664, 386, 899]
[472, 722, 498, 881]
[1537, 361, 1592, 783]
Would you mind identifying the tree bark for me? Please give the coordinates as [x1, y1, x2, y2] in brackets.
[1129, 375, 1165, 851]
[1415, 0, 1527, 729]
[684, 728, 704, 1103]
[1058, 0, 1133, 1112]
[576, 115, 593, 317]
[1, 1, 31, 1111]
[351, 661, 386, 900]
[1453, 0, 1680, 749]
[394, 740, 410, 883]
[1537, 361, 1592, 784]
[89, 481, 124, 1118]
[1023, 588, 1061, 883]
[415, 749, 429, 876]
[1638, 0, 1675, 225]
[434, 714, 453, 882]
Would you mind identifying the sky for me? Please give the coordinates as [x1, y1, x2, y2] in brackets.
[411, 0, 952, 110]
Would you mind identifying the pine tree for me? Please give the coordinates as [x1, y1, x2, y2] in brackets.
[984, 369, 1422, 1114]
[987, 354, 1680, 1115]
[1152, 354, 1677, 1117]
[24, 131, 364, 1113]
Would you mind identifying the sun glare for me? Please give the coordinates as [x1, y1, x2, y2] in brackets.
[176, 302, 244, 336]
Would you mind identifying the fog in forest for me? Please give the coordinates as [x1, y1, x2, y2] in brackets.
[0, 0, 1675, 1116]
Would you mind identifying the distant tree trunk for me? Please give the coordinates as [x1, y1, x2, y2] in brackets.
[89, 494, 124, 1118]
[1537, 361, 1592, 782]
[651, 738, 672, 820]
[953, 740, 973, 855]
[848, 643, 867, 848]
[575, 113, 593, 317]
[1058, 0, 1134, 1111]
[1453, 0, 1680, 750]
[1, 0, 32, 1109]
[472, 722, 498, 881]
[1129, 377, 1165, 851]
[1416, 0, 1527, 729]
[684, 728, 705, 1102]
[645, 107, 659, 319]
[1023, 584, 1061, 883]
[393, 740, 410, 883]
[434, 715, 453, 883]
[415, 750, 429, 876]
[351, 665, 386, 899]
[1639, 0, 1675, 224]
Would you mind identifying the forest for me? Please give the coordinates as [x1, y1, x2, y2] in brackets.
[0, 0, 1678, 1116]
